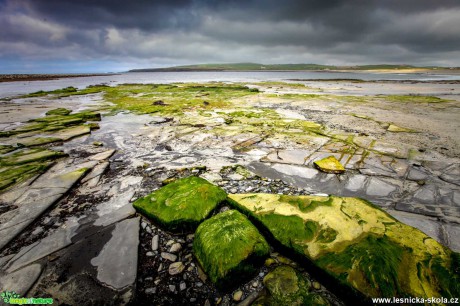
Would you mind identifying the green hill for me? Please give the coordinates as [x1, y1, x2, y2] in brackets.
[129, 63, 448, 72]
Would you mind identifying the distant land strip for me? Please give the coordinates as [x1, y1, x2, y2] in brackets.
[129, 62, 460, 73]
[288, 79, 460, 84]
[0, 73, 117, 83]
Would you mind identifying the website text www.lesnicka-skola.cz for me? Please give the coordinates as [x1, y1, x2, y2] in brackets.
[372, 297, 459, 304]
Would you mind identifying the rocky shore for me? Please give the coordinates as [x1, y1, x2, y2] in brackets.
[0, 73, 115, 82]
[0, 79, 459, 305]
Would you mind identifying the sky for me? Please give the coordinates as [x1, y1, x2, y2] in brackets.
[1, 0, 460, 73]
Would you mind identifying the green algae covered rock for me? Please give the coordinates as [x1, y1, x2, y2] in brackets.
[46, 108, 72, 116]
[0, 148, 66, 166]
[228, 193, 460, 301]
[313, 156, 345, 174]
[0, 148, 65, 191]
[193, 210, 270, 289]
[133, 176, 227, 232]
[253, 265, 330, 306]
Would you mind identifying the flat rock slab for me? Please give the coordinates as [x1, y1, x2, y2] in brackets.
[228, 193, 460, 301]
[0, 167, 89, 250]
[82, 161, 109, 187]
[16, 136, 63, 147]
[53, 125, 91, 141]
[90, 149, 116, 161]
[0, 263, 42, 296]
[0, 148, 66, 165]
[133, 176, 227, 232]
[91, 217, 140, 289]
[262, 149, 310, 165]
[193, 210, 269, 289]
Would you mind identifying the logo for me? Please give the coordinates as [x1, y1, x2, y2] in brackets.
[1, 291, 53, 305]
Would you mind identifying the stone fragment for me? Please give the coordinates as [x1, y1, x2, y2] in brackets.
[387, 124, 416, 133]
[313, 156, 345, 174]
[169, 243, 182, 253]
[228, 193, 460, 301]
[133, 176, 227, 232]
[161, 252, 177, 262]
[145, 287, 156, 294]
[169, 262, 185, 275]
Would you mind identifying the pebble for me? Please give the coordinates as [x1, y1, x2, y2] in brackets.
[186, 234, 195, 241]
[259, 272, 265, 277]
[157, 264, 163, 272]
[166, 240, 175, 246]
[264, 258, 276, 267]
[146, 251, 154, 257]
[169, 262, 185, 275]
[180, 282, 187, 291]
[230, 188, 238, 193]
[145, 277, 153, 281]
[233, 290, 243, 301]
[145, 226, 152, 234]
[190, 298, 197, 303]
[152, 235, 159, 251]
[312, 281, 321, 290]
[169, 242, 182, 253]
[154, 279, 161, 285]
[161, 252, 177, 262]
[197, 266, 208, 282]
[252, 281, 259, 288]
[145, 287, 156, 294]
[169, 285, 176, 292]
[196, 282, 203, 287]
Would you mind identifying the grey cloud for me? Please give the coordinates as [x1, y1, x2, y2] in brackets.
[1, 0, 460, 71]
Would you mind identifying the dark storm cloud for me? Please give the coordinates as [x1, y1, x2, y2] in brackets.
[1, 0, 460, 72]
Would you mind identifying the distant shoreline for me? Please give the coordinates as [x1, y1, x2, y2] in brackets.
[129, 68, 460, 75]
[0, 73, 117, 83]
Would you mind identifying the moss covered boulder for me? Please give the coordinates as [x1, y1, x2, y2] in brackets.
[228, 193, 460, 301]
[133, 176, 227, 232]
[193, 210, 270, 289]
[253, 265, 330, 306]
[313, 156, 345, 174]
